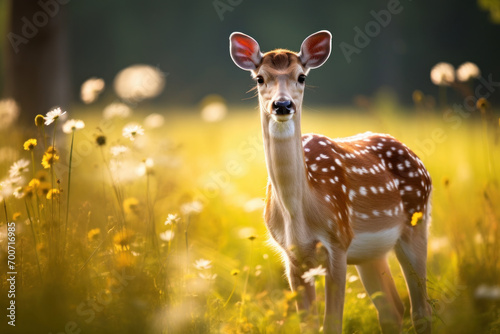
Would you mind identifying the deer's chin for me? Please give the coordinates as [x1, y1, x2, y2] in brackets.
[270, 112, 294, 122]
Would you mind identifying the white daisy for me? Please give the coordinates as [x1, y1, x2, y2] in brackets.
[164, 213, 180, 225]
[301, 265, 327, 285]
[193, 259, 212, 270]
[430, 62, 455, 86]
[110, 145, 129, 157]
[456, 62, 480, 82]
[9, 159, 30, 178]
[45, 107, 67, 125]
[62, 119, 85, 134]
[159, 230, 175, 242]
[122, 125, 144, 141]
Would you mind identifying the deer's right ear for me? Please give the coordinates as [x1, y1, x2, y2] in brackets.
[230, 32, 262, 71]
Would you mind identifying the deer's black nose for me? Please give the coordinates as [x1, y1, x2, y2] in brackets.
[272, 100, 293, 115]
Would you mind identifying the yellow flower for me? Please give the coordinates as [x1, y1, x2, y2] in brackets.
[47, 188, 61, 200]
[412, 90, 424, 104]
[12, 212, 21, 221]
[23, 138, 37, 151]
[35, 114, 45, 127]
[113, 228, 135, 251]
[476, 97, 489, 113]
[88, 228, 101, 242]
[231, 269, 240, 276]
[123, 197, 140, 215]
[29, 178, 40, 189]
[42, 150, 59, 169]
[411, 212, 424, 226]
[37, 182, 51, 197]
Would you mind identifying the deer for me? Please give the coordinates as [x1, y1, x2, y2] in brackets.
[229, 30, 433, 333]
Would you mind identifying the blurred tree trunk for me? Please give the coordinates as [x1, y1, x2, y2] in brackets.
[4, 0, 70, 125]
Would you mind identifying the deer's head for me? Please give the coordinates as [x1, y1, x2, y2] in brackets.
[230, 31, 331, 123]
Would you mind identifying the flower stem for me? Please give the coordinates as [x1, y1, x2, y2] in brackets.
[64, 131, 75, 251]
[25, 199, 43, 284]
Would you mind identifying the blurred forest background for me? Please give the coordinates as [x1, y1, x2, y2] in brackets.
[0, 0, 500, 118]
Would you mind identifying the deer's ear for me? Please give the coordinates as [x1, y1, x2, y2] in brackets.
[230, 32, 262, 71]
[299, 30, 332, 69]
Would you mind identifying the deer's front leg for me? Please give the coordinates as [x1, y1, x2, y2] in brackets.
[323, 250, 347, 334]
[287, 260, 317, 312]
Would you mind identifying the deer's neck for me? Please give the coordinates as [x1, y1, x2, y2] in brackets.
[261, 111, 309, 217]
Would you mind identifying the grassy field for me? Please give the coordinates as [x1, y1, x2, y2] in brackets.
[0, 103, 499, 334]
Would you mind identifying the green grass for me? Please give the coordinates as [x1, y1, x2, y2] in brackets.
[0, 105, 499, 334]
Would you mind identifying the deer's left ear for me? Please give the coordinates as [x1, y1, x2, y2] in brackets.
[299, 30, 332, 69]
[230, 32, 263, 71]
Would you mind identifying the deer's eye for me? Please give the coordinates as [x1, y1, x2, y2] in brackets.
[256, 76, 264, 84]
[298, 74, 306, 84]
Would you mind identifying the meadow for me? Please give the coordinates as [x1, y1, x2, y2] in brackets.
[0, 98, 499, 334]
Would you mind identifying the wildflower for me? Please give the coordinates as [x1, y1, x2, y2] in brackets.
[476, 97, 490, 112]
[122, 124, 144, 141]
[357, 292, 367, 299]
[301, 265, 327, 285]
[13, 186, 26, 199]
[96, 135, 106, 146]
[80, 77, 105, 104]
[193, 259, 212, 270]
[23, 139, 37, 151]
[410, 212, 424, 226]
[12, 212, 22, 221]
[231, 269, 240, 276]
[44, 107, 66, 126]
[41, 147, 59, 169]
[9, 159, 30, 178]
[180, 200, 204, 215]
[88, 228, 101, 242]
[113, 64, 165, 102]
[47, 188, 61, 200]
[164, 213, 180, 225]
[123, 197, 140, 215]
[37, 182, 51, 197]
[110, 145, 128, 157]
[144, 113, 165, 128]
[103, 102, 132, 119]
[198, 273, 217, 281]
[35, 115, 45, 127]
[23, 185, 35, 198]
[238, 226, 257, 239]
[0, 98, 20, 130]
[159, 230, 175, 242]
[430, 62, 455, 86]
[456, 62, 480, 82]
[137, 158, 154, 176]
[113, 228, 135, 251]
[62, 119, 85, 134]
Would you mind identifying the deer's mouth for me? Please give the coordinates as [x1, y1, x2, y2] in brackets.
[271, 112, 294, 122]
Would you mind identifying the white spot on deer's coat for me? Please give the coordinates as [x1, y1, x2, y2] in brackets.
[320, 154, 329, 159]
[359, 187, 367, 196]
[310, 164, 318, 171]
